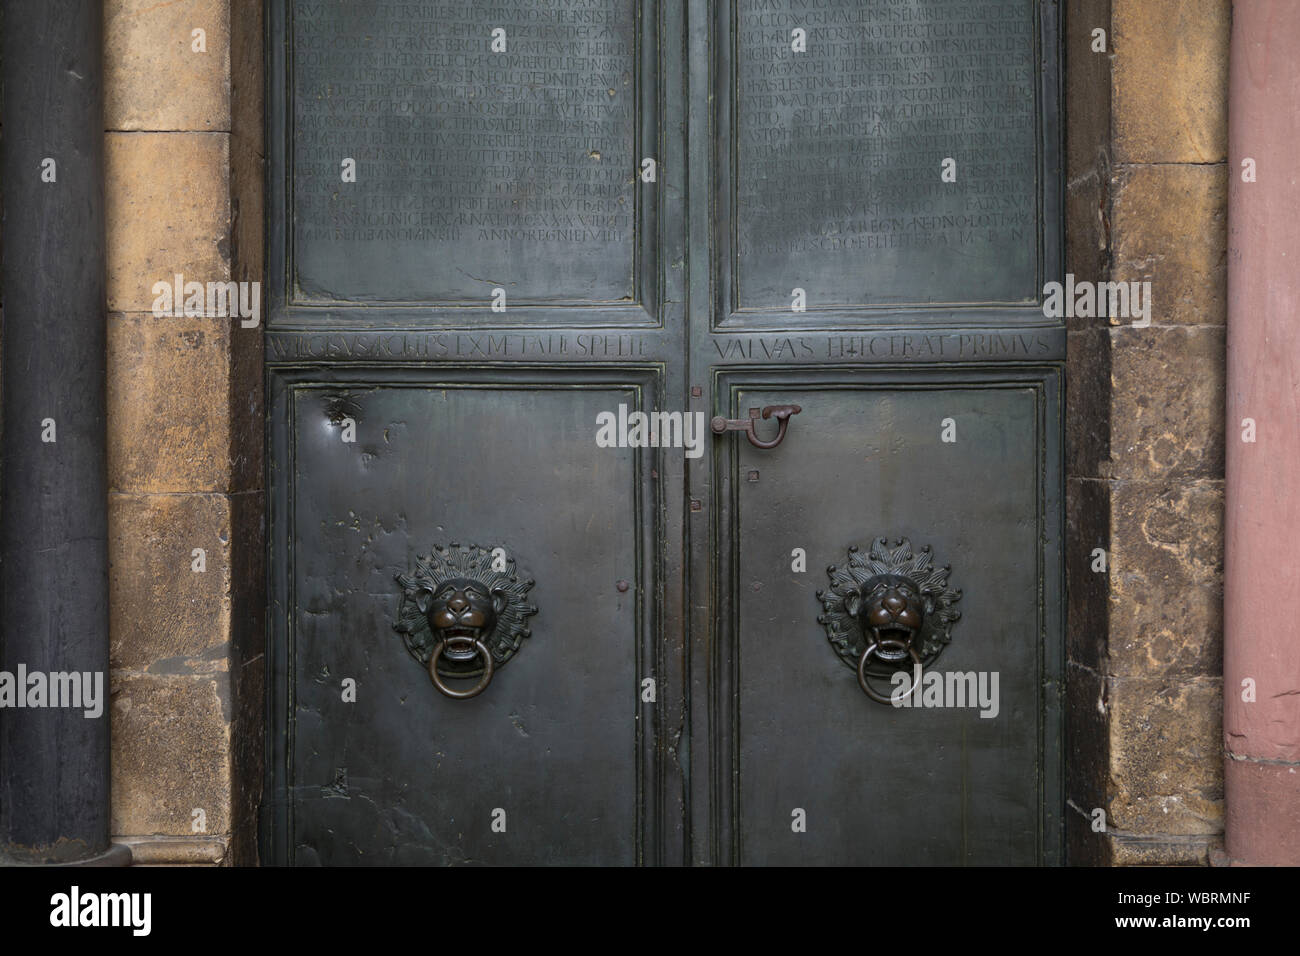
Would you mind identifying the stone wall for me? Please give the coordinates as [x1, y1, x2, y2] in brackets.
[103, 0, 263, 866]
[1064, 0, 1229, 864]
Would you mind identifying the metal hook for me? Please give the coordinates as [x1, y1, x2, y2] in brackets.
[710, 404, 802, 449]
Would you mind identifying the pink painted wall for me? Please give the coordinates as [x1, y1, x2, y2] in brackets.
[1225, 0, 1300, 865]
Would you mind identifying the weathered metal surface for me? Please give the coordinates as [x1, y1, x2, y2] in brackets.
[706, 373, 1061, 865]
[266, 375, 662, 864]
[265, 0, 1063, 866]
[685, 0, 1063, 865]
[731, 0, 1041, 311]
[709, 0, 1060, 330]
[276, 0, 662, 327]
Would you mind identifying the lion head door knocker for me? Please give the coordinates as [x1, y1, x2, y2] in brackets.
[393, 544, 537, 700]
[817, 538, 961, 705]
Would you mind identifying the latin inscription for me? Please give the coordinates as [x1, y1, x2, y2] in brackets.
[713, 332, 1053, 359]
[266, 330, 1057, 362]
[292, 0, 637, 305]
[268, 331, 652, 361]
[736, 0, 1038, 309]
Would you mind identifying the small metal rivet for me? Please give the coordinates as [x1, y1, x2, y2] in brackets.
[690, 499, 702, 512]
[616, 580, 630, 592]
[747, 470, 759, 482]
[691, 386, 703, 397]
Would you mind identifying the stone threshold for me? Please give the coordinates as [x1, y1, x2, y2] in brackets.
[115, 835, 227, 866]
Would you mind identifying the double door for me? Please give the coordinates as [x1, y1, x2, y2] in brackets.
[263, 0, 1063, 865]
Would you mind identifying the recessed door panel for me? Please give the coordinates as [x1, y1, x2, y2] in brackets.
[704, 369, 1062, 865]
[274, 377, 656, 865]
[725, 0, 1041, 314]
[289, 0, 644, 306]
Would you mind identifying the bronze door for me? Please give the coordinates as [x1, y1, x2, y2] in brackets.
[265, 0, 687, 866]
[688, 0, 1063, 865]
[264, 0, 1062, 865]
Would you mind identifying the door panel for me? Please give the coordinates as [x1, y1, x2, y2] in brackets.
[687, 0, 1063, 865]
[266, 370, 667, 865]
[288, 0, 646, 309]
[714, 374, 1059, 865]
[728, 0, 1041, 311]
[265, 0, 688, 865]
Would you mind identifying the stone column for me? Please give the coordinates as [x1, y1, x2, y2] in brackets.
[0, 0, 134, 868]
[0, 0, 129, 865]
[1222, 0, 1300, 866]
[103, 0, 264, 865]
[1065, 0, 1229, 864]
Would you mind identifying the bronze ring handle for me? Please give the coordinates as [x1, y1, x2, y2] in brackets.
[429, 637, 495, 699]
[857, 640, 923, 705]
[710, 405, 802, 450]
